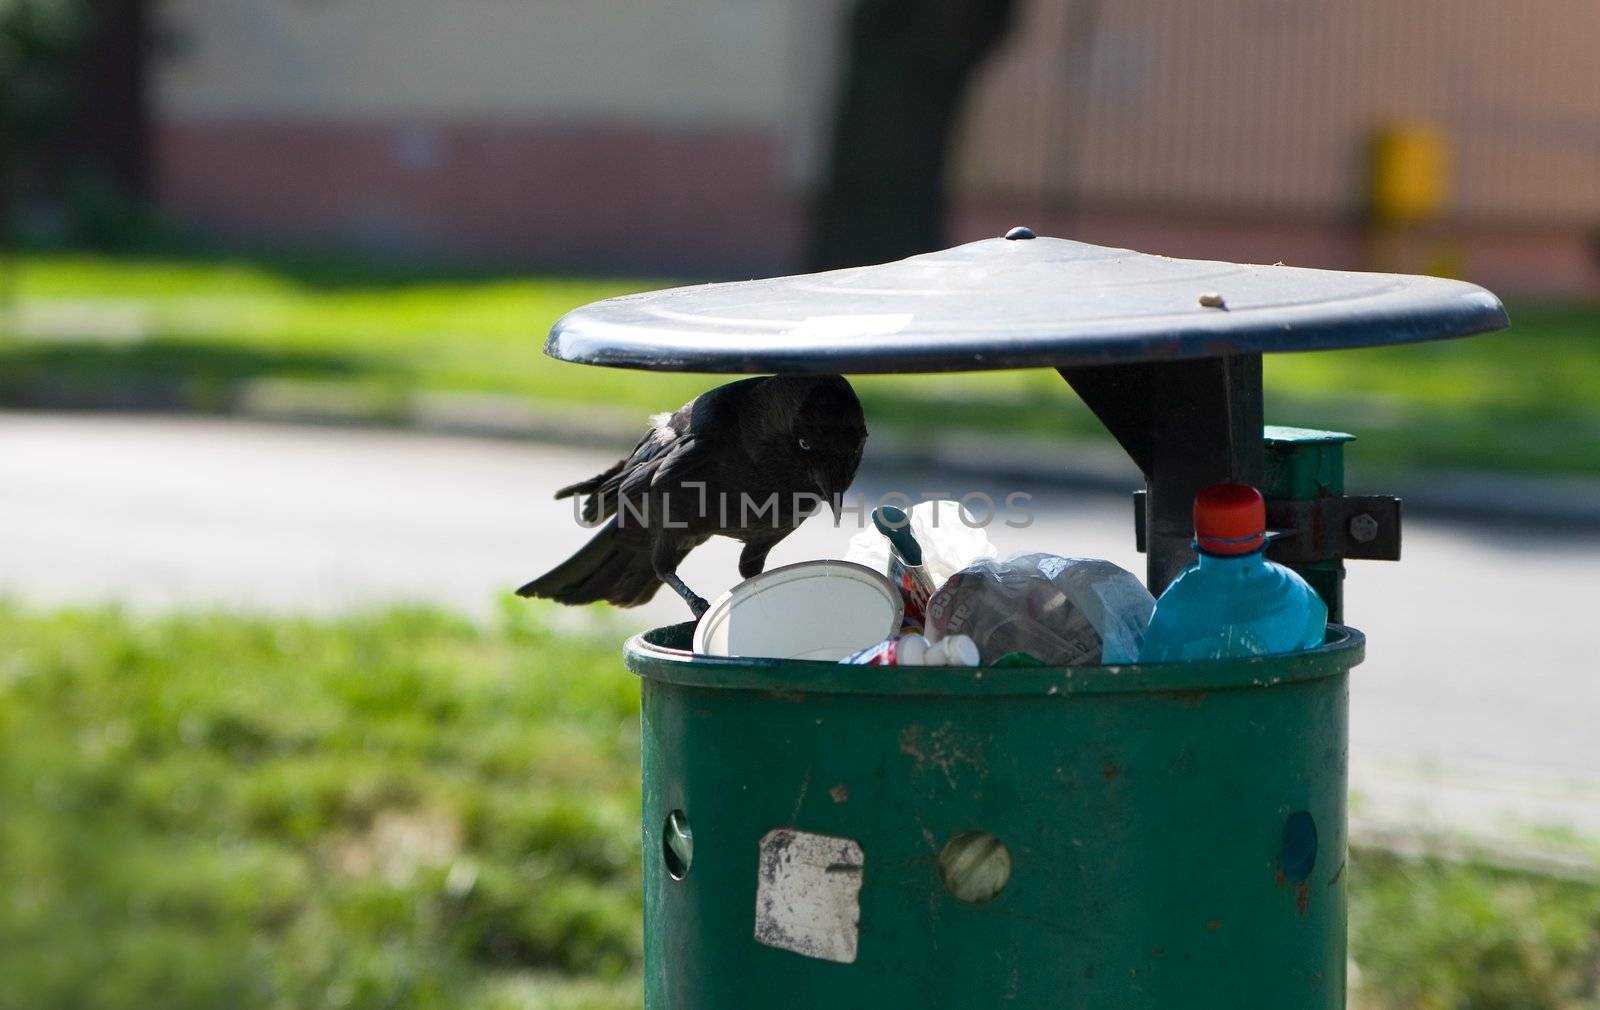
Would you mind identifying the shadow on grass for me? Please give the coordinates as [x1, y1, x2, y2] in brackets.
[0, 338, 388, 411]
[163, 248, 545, 292]
[12, 239, 657, 293]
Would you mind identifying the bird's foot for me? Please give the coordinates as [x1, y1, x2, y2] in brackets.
[688, 595, 710, 620]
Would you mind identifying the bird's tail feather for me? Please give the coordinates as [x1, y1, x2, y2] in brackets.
[553, 460, 624, 501]
[516, 519, 661, 607]
[553, 460, 625, 525]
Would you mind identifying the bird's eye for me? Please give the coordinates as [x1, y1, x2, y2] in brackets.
[797, 438, 812, 451]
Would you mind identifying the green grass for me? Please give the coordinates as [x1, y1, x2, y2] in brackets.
[2, 601, 1598, 1010]
[2, 252, 1599, 476]
[0, 601, 644, 1010]
[1350, 850, 1600, 1010]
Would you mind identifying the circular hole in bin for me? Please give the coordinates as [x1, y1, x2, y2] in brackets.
[662, 810, 693, 881]
[1279, 811, 1317, 883]
[939, 831, 1011, 904]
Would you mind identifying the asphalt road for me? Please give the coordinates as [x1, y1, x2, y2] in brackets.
[5, 412, 1597, 848]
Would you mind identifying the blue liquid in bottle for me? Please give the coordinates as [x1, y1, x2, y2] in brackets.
[1139, 484, 1328, 662]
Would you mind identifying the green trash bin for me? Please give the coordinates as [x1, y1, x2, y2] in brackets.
[538, 232, 1506, 1008]
[631, 623, 1362, 1008]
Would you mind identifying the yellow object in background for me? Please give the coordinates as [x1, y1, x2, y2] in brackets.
[1369, 123, 1450, 224]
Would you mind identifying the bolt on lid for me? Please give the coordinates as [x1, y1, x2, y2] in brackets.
[1195, 483, 1266, 555]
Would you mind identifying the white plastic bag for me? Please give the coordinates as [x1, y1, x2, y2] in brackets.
[843, 499, 998, 589]
[924, 553, 1155, 666]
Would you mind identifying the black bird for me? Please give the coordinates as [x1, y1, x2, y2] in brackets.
[518, 375, 867, 617]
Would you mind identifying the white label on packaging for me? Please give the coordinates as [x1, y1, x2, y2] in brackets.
[753, 829, 864, 964]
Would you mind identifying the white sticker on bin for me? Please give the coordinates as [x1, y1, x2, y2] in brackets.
[754, 828, 864, 964]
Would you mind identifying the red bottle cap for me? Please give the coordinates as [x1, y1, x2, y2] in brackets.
[1194, 483, 1266, 555]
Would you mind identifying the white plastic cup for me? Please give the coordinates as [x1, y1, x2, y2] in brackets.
[694, 560, 904, 661]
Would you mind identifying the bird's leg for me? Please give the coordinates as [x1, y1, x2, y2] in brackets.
[738, 536, 780, 580]
[662, 572, 709, 619]
[652, 535, 709, 618]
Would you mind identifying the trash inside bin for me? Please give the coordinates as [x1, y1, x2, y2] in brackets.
[924, 553, 1155, 666]
[693, 560, 901, 661]
[1143, 483, 1330, 661]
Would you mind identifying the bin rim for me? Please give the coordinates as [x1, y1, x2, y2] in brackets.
[624, 623, 1364, 697]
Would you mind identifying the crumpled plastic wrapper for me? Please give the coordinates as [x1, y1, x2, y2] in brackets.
[924, 553, 1155, 666]
[844, 499, 998, 590]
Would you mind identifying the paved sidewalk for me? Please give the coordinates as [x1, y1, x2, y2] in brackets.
[19, 378, 1600, 527]
[4, 411, 1596, 865]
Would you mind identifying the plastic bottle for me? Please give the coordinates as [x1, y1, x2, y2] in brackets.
[1139, 483, 1328, 662]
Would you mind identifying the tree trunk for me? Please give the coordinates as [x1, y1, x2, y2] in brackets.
[807, 0, 1018, 271]
[68, 0, 151, 198]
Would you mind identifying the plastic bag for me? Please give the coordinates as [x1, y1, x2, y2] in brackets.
[924, 553, 1155, 666]
[844, 499, 998, 589]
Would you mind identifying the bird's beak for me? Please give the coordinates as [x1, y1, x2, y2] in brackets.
[815, 481, 842, 525]
[814, 459, 857, 526]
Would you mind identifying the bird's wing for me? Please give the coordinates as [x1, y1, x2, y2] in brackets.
[572, 422, 682, 524]
[612, 381, 753, 528]
[615, 431, 715, 501]
[651, 433, 719, 491]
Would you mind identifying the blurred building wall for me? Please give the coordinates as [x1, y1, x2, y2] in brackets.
[152, 0, 825, 273]
[151, 0, 1600, 291]
[954, 0, 1600, 293]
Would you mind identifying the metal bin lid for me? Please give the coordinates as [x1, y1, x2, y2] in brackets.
[545, 234, 1508, 374]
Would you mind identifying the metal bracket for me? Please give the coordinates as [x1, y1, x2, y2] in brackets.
[1265, 496, 1402, 564]
[1061, 355, 1263, 595]
[1133, 491, 1402, 564]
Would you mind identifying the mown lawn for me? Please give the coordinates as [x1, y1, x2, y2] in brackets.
[0, 602, 644, 1010]
[2, 252, 1598, 477]
[2, 601, 1597, 1010]
[3, 251, 1600, 476]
